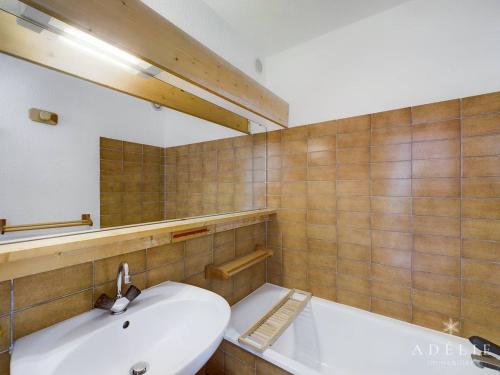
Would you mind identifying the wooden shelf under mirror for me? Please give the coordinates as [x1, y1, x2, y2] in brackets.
[205, 245, 273, 280]
[0, 209, 276, 281]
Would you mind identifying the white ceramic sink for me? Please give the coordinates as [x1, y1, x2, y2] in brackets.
[11, 281, 231, 375]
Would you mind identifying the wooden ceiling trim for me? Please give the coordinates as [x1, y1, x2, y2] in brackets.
[21, 0, 290, 127]
[0, 10, 249, 133]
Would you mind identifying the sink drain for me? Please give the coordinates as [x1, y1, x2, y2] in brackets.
[130, 361, 148, 375]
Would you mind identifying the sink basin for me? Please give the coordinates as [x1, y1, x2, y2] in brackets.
[11, 281, 231, 375]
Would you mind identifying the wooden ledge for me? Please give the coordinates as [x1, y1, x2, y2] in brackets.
[0, 209, 276, 281]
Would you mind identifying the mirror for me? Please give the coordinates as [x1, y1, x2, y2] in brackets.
[0, 3, 267, 242]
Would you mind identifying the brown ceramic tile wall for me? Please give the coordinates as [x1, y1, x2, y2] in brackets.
[265, 130, 284, 287]
[268, 91, 500, 343]
[0, 222, 266, 375]
[4, 92, 499, 375]
[101, 133, 266, 226]
[410, 100, 462, 331]
[337, 115, 371, 309]
[460, 92, 500, 341]
[370, 107, 413, 321]
[199, 340, 291, 375]
[164, 134, 266, 219]
[100, 137, 165, 227]
[266, 122, 339, 301]
[0, 281, 11, 373]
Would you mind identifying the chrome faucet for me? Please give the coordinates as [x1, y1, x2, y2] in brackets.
[116, 262, 131, 299]
[470, 336, 500, 372]
[94, 261, 141, 315]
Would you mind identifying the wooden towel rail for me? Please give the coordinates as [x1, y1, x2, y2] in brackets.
[0, 214, 93, 235]
[205, 245, 273, 280]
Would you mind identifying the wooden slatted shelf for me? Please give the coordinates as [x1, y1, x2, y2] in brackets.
[238, 289, 312, 352]
[205, 245, 273, 280]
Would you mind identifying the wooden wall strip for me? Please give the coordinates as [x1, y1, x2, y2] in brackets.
[0, 10, 249, 133]
[21, 0, 289, 126]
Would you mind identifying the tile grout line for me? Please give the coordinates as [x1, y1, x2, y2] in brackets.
[232, 228, 236, 299]
[305, 127, 310, 292]
[368, 116, 373, 312]
[140, 144, 144, 226]
[334, 124, 339, 301]
[264, 129, 269, 212]
[9, 279, 14, 353]
[120, 140, 124, 227]
[91, 260, 96, 306]
[163, 147, 166, 220]
[216, 141, 220, 216]
[409, 106, 415, 324]
[459, 97, 464, 334]
[277, 131, 283, 287]
[209, 231, 214, 291]
[12, 286, 95, 315]
[335, 122, 340, 301]
[264, 218, 268, 283]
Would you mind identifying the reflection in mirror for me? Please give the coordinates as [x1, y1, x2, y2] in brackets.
[0, 3, 267, 242]
[99, 132, 266, 228]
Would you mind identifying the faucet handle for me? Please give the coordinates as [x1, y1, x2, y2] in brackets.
[470, 336, 500, 356]
[94, 284, 140, 315]
[94, 293, 114, 310]
[124, 285, 141, 302]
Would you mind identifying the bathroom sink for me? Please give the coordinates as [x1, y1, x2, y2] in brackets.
[11, 281, 231, 375]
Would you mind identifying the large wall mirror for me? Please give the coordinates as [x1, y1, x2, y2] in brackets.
[0, 1, 268, 242]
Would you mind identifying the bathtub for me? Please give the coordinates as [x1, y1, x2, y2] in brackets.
[225, 283, 495, 375]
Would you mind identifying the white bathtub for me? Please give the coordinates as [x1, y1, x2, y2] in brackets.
[225, 283, 495, 375]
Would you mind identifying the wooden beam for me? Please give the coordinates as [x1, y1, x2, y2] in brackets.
[21, 0, 289, 127]
[0, 10, 249, 133]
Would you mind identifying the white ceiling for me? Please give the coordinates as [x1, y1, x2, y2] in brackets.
[202, 0, 411, 56]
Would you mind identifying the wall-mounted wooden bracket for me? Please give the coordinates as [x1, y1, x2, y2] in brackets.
[205, 245, 273, 280]
[29, 108, 58, 125]
[171, 225, 214, 243]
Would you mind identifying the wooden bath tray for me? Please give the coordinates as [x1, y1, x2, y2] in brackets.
[238, 289, 311, 352]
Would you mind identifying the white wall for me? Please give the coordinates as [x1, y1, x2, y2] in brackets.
[265, 0, 500, 125]
[0, 53, 241, 240]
